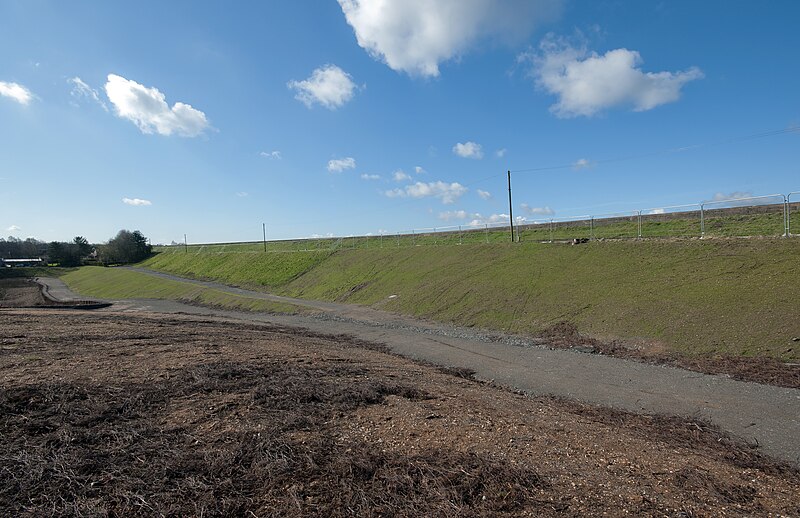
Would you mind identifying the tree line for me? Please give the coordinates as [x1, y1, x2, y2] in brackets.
[1, 230, 152, 266]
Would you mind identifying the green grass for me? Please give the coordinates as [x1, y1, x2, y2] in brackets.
[141, 239, 800, 361]
[61, 267, 303, 314]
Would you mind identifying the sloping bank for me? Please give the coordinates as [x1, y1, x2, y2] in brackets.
[135, 239, 800, 360]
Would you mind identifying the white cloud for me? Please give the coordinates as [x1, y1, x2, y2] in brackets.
[327, 157, 356, 172]
[438, 210, 470, 221]
[572, 158, 593, 170]
[712, 191, 752, 202]
[525, 36, 703, 117]
[648, 208, 665, 215]
[7, 225, 21, 232]
[521, 203, 555, 216]
[495, 148, 507, 158]
[68, 77, 108, 111]
[105, 74, 210, 137]
[122, 197, 152, 206]
[453, 141, 483, 159]
[360, 173, 381, 180]
[260, 150, 282, 159]
[393, 170, 411, 182]
[708, 191, 776, 207]
[0, 81, 34, 105]
[338, 0, 562, 77]
[288, 64, 357, 109]
[467, 213, 527, 226]
[477, 189, 492, 200]
[236, 192, 249, 197]
[385, 181, 468, 204]
[414, 166, 426, 174]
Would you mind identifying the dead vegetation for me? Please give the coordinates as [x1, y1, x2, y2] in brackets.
[540, 321, 800, 389]
[1, 310, 798, 516]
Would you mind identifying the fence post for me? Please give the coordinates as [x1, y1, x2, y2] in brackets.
[459, 225, 463, 245]
[590, 217, 594, 240]
[700, 203, 705, 237]
[637, 210, 642, 239]
[396, 232, 400, 247]
[789, 193, 794, 236]
[484, 224, 489, 243]
[434, 228, 437, 246]
[412, 229, 416, 246]
[783, 195, 789, 237]
[549, 219, 554, 243]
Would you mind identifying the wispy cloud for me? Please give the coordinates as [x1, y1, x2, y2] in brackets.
[68, 77, 108, 111]
[288, 64, 358, 110]
[521, 203, 555, 216]
[105, 74, 210, 137]
[360, 173, 381, 180]
[495, 148, 507, 158]
[122, 197, 152, 206]
[236, 192, 249, 197]
[260, 150, 282, 160]
[477, 189, 492, 200]
[414, 166, 426, 174]
[453, 141, 483, 159]
[385, 181, 468, 204]
[327, 157, 356, 172]
[572, 158, 593, 170]
[0, 81, 34, 105]
[7, 225, 21, 232]
[393, 170, 411, 182]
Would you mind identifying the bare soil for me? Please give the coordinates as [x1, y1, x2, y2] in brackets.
[0, 278, 49, 307]
[1, 309, 798, 516]
[540, 321, 800, 389]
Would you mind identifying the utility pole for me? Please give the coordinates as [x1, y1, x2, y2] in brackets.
[262, 223, 267, 252]
[507, 170, 515, 243]
[183, 234, 188, 253]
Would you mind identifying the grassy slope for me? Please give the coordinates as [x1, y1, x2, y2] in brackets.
[141, 250, 333, 289]
[142, 239, 800, 360]
[61, 267, 303, 314]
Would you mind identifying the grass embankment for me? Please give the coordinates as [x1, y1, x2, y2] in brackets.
[61, 267, 303, 315]
[140, 239, 800, 360]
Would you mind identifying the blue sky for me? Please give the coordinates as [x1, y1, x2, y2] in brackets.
[1, 0, 798, 244]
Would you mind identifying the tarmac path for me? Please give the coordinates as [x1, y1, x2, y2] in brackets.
[33, 272, 800, 466]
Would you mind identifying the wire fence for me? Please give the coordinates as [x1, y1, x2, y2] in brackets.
[156, 192, 800, 254]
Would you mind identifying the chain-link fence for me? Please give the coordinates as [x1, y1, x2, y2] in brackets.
[155, 192, 800, 254]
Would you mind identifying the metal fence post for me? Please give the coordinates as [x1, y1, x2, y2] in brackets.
[590, 217, 594, 240]
[637, 210, 642, 239]
[789, 193, 796, 236]
[484, 224, 489, 244]
[396, 232, 400, 247]
[412, 229, 416, 246]
[459, 225, 463, 245]
[700, 203, 705, 237]
[434, 228, 437, 246]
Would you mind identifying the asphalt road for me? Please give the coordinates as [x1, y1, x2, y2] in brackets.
[34, 273, 800, 466]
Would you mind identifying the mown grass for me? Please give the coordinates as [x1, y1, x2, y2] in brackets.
[138, 238, 800, 360]
[141, 250, 333, 289]
[280, 239, 800, 360]
[61, 267, 303, 314]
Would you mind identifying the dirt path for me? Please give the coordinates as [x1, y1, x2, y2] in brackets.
[35, 274, 800, 466]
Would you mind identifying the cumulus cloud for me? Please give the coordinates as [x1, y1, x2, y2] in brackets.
[453, 141, 483, 159]
[288, 64, 357, 109]
[525, 36, 703, 117]
[68, 77, 108, 111]
[122, 197, 152, 206]
[648, 208, 666, 215]
[105, 74, 210, 136]
[477, 189, 492, 200]
[328, 157, 356, 172]
[467, 213, 527, 226]
[521, 203, 555, 216]
[260, 150, 282, 159]
[0, 81, 34, 105]
[393, 170, 411, 182]
[385, 181, 468, 204]
[7, 225, 21, 232]
[338, 0, 562, 77]
[360, 173, 381, 180]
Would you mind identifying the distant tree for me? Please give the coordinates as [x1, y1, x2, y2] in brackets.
[99, 230, 152, 264]
[73, 236, 92, 257]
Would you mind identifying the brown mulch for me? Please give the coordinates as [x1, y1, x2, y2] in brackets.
[539, 321, 800, 389]
[0, 310, 798, 516]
